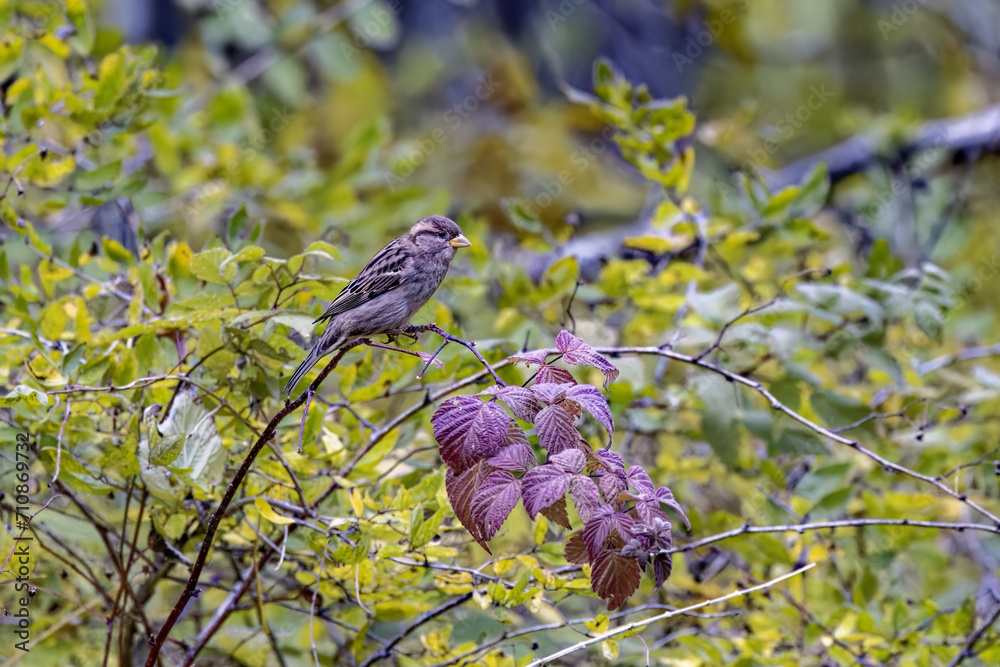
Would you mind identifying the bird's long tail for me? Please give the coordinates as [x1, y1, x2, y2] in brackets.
[282, 335, 347, 396]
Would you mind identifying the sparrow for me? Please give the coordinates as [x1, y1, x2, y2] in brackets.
[282, 215, 471, 396]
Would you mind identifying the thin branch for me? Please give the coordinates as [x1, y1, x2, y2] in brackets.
[669, 518, 1000, 554]
[945, 604, 1000, 667]
[526, 563, 816, 666]
[358, 593, 473, 667]
[594, 345, 1000, 528]
[916, 342, 1000, 376]
[143, 342, 365, 666]
[52, 398, 70, 483]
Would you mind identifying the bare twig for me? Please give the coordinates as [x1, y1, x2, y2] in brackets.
[945, 604, 1000, 667]
[526, 564, 816, 666]
[52, 398, 70, 483]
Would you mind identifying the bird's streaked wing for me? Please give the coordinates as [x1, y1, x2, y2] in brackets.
[313, 237, 411, 324]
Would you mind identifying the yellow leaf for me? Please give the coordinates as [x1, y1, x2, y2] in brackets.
[0, 385, 49, 408]
[349, 487, 364, 517]
[254, 497, 296, 525]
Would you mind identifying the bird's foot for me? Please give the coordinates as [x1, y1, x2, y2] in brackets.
[389, 325, 421, 342]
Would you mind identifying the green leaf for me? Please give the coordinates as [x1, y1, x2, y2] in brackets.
[191, 248, 237, 284]
[102, 236, 135, 265]
[227, 205, 248, 248]
[67, 0, 95, 53]
[410, 507, 444, 549]
[158, 391, 226, 493]
[94, 51, 127, 109]
[771, 426, 828, 456]
[75, 160, 121, 190]
[0, 385, 50, 408]
[149, 433, 185, 466]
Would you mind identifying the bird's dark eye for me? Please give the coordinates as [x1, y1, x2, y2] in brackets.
[437, 231, 448, 239]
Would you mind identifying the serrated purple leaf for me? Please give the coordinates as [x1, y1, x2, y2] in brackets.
[598, 472, 628, 504]
[541, 495, 572, 529]
[507, 348, 553, 366]
[635, 499, 669, 526]
[487, 441, 537, 472]
[530, 382, 574, 405]
[536, 364, 577, 385]
[554, 330, 620, 389]
[521, 464, 573, 519]
[550, 449, 585, 474]
[653, 553, 673, 588]
[582, 505, 636, 560]
[589, 449, 626, 477]
[565, 531, 590, 564]
[432, 397, 508, 473]
[569, 476, 601, 523]
[626, 466, 655, 496]
[503, 419, 530, 448]
[445, 462, 493, 553]
[590, 549, 641, 610]
[534, 404, 580, 454]
[471, 469, 521, 542]
[566, 384, 614, 439]
[496, 385, 542, 421]
[655, 486, 691, 530]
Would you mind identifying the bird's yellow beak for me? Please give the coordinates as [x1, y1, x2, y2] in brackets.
[449, 234, 471, 248]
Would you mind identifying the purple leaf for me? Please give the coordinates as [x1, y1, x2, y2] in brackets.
[582, 505, 636, 560]
[471, 469, 521, 542]
[634, 499, 669, 526]
[626, 466, 655, 496]
[432, 397, 509, 473]
[589, 449, 626, 477]
[590, 549, 641, 610]
[416, 351, 445, 374]
[496, 385, 542, 421]
[504, 419, 530, 448]
[536, 364, 577, 385]
[540, 495, 572, 529]
[622, 518, 674, 587]
[589, 450, 627, 502]
[550, 449, 586, 474]
[565, 531, 590, 564]
[598, 473, 628, 504]
[445, 462, 493, 553]
[566, 384, 614, 439]
[569, 476, 601, 523]
[534, 404, 580, 454]
[507, 348, 553, 367]
[655, 486, 691, 530]
[487, 441, 537, 472]
[530, 382, 574, 405]
[653, 554, 673, 589]
[521, 464, 573, 519]
[554, 330, 620, 389]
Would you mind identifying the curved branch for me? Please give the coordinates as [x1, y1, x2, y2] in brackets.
[142, 341, 364, 666]
[526, 564, 816, 667]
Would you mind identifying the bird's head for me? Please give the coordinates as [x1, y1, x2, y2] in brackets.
[407, 215, 471, 256]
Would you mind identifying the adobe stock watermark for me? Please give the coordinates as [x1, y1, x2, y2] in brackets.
[517, 126, 617, 218]
[741, 85, 835, 174]
[857, 130, 949, 224]
[3, 432, 34, 653]
[877, 0, 930, 40]
[382, 74, 502, 190]
[713, 84, 835, 203]
[545, 0, 589, 30]
[339, 0, 414, 62]
[671, 0, 750, 73]
[180, 106, 294, 221]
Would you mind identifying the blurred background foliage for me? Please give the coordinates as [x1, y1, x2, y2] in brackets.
[3, 0, 1000, 665]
